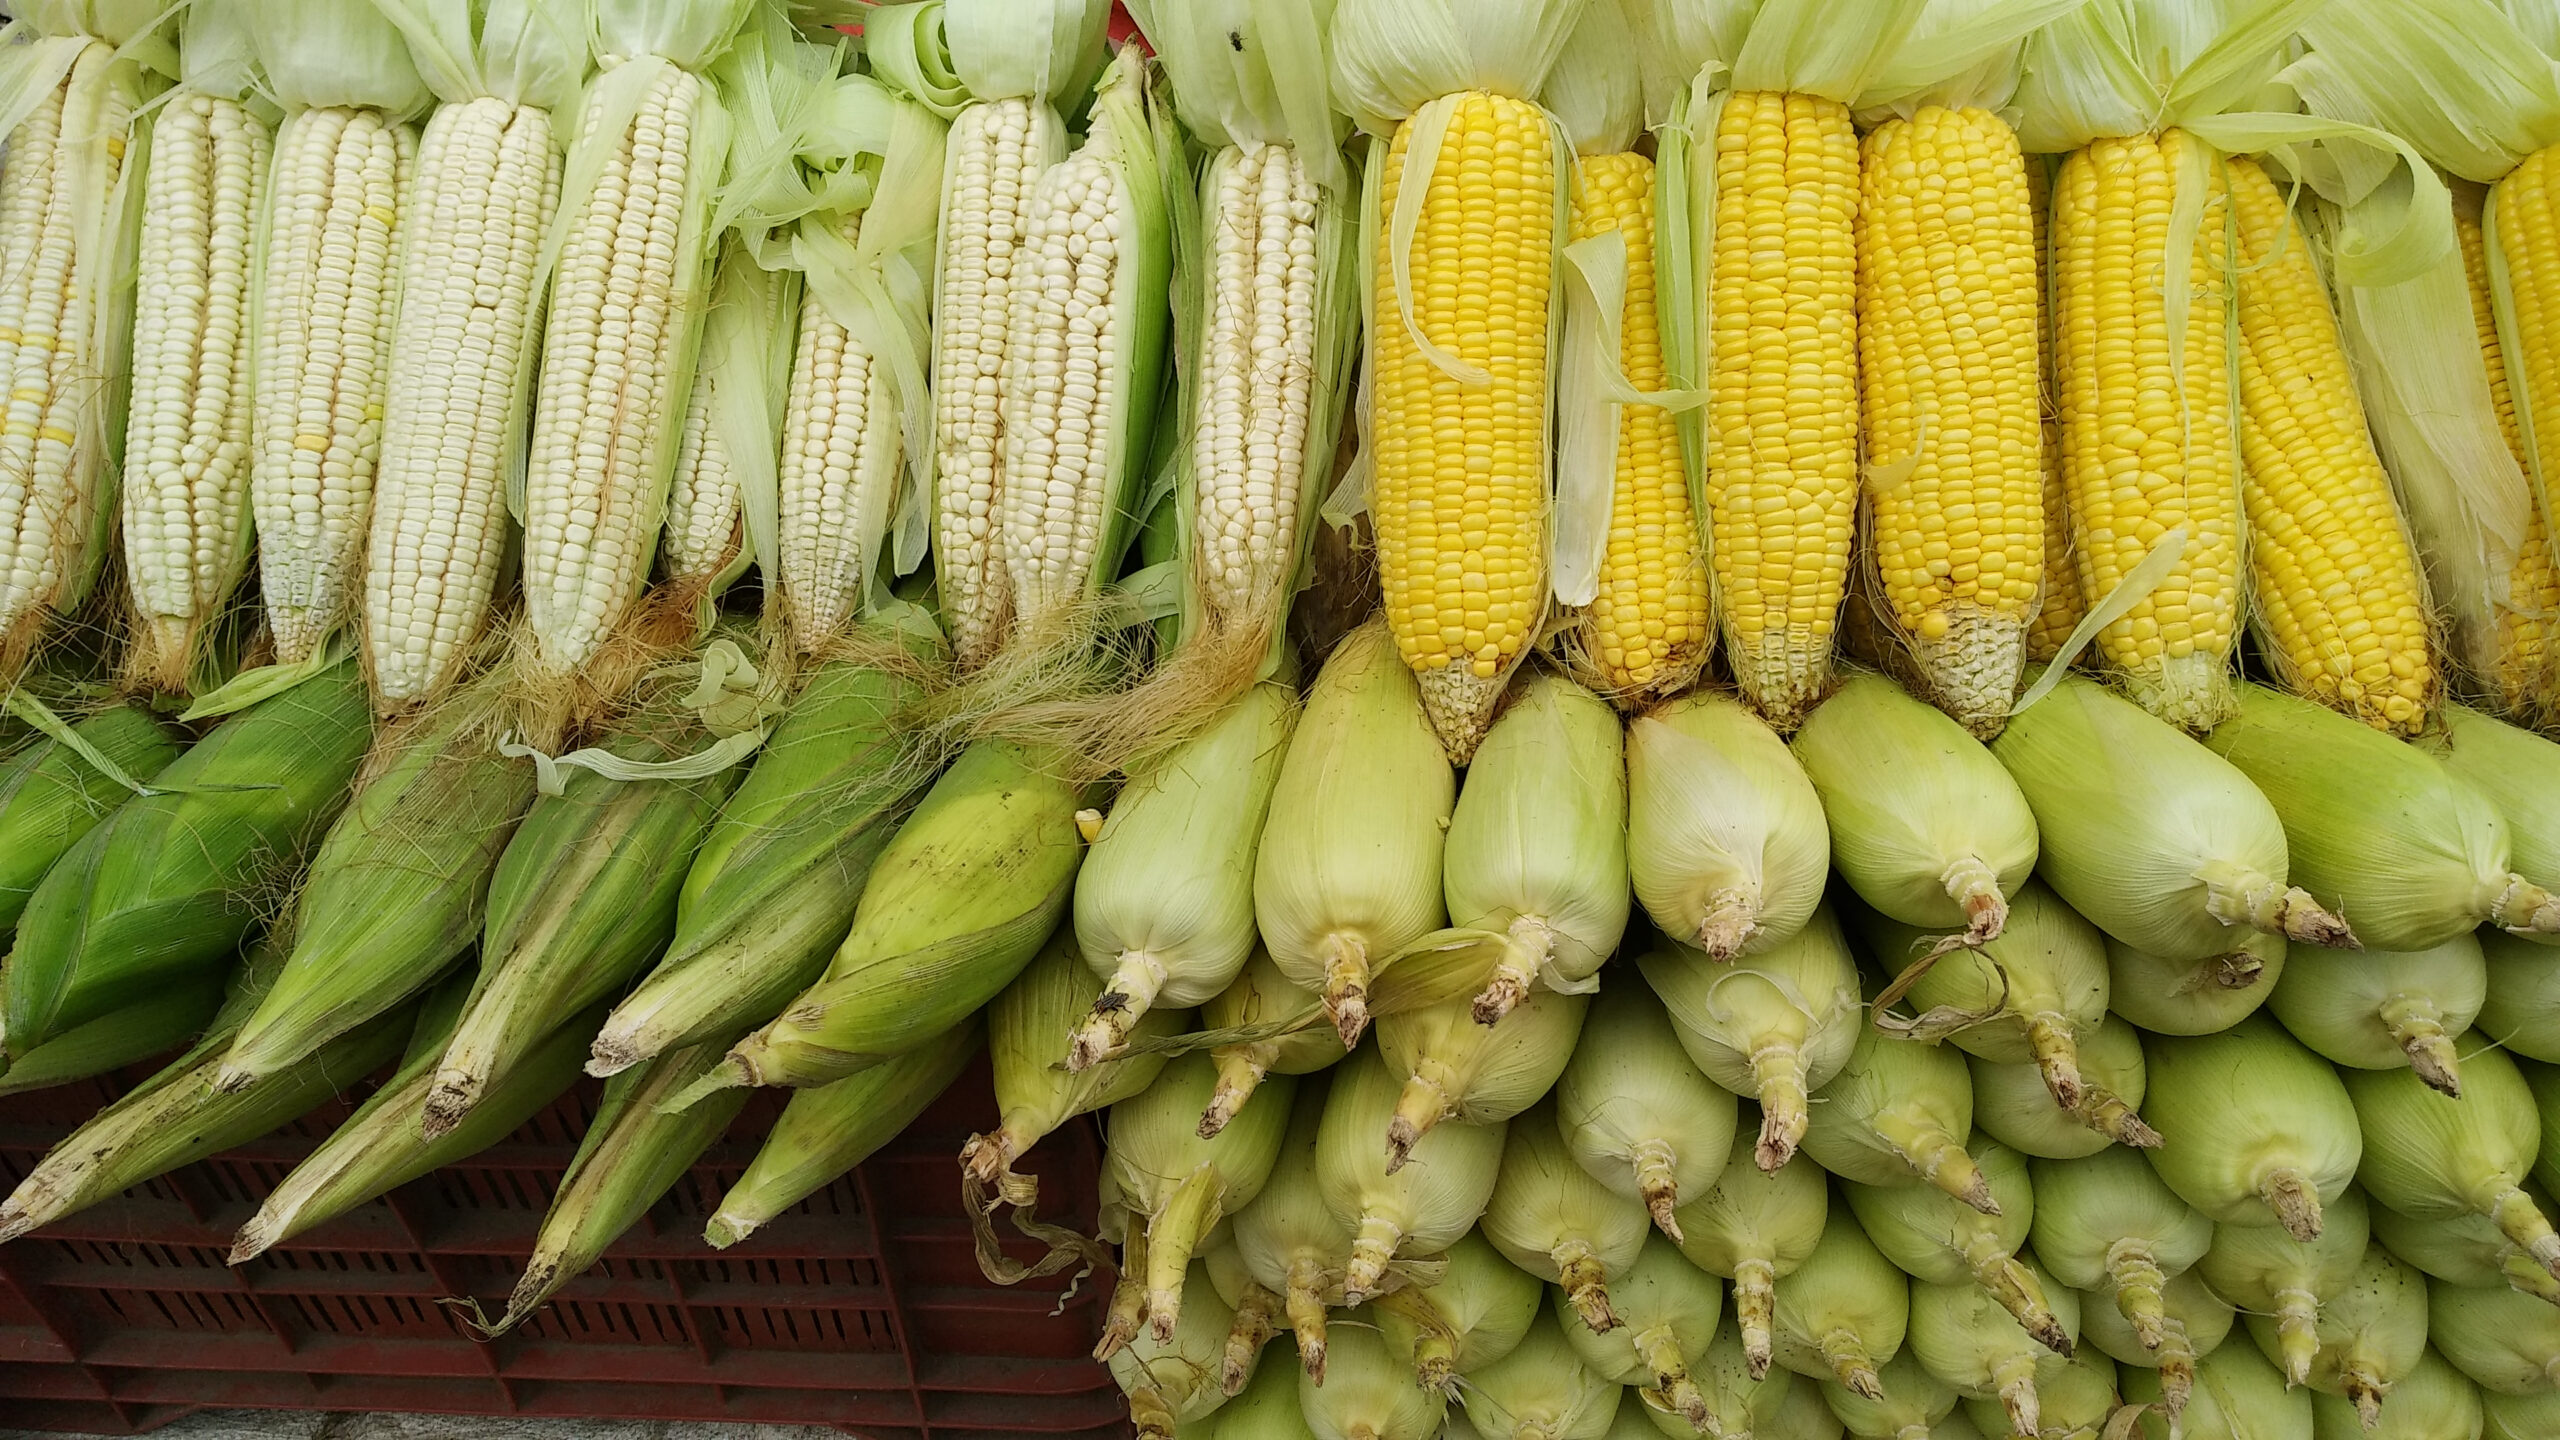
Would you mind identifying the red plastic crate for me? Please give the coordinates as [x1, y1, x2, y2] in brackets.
[0, 1050, 1130, 1439]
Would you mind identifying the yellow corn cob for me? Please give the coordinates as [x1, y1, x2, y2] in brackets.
[1855, 105, 2043, 736]
[363, 96, 561, 710]
[1706, 90, 1861, 729]
[2472, 178, 2560, 719]
[777, 219, 902, 651]
[1371, 90, 1556, 761]
[2225, 159, 2437, 735]
[252, 105, 417, 668]
[120, 88, 269, 691]
[2025, 153, 2081, 664]
[2052, 129, 2239, 732]
[1566, 149, 1708, 703]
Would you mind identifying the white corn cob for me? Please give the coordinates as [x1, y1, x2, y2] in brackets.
[1193, 141, 1322, 627]
[0, 41, 143, 671]
[519, 62, 715, 680]
[362, 96, 561, 708]
[932, 95, 1061, 668]
[252, 105, 416, 666]
[777, 217, 904, 650]
[120, 88, 269, 689]
[662, 242, 794, 605]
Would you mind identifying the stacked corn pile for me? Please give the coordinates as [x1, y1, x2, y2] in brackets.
[10, 4, 2560, 1440]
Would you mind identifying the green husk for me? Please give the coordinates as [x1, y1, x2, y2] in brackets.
[1818, 1350, 1955, 1440]
[2529, 1062, 2560, 1202]
[1554, 1232, 1725, 1433]
[1908, 1264, 2080, 1440]
[1226, 1076, 1348, 1385]
[227, 987, 606, 1263]
[2479, 930, 2560, 1062]
[1791, 672, 2039, 944]
[1969, 1013, 2159, 1158]
[2124, 1339, 2311, 1440]
[1484, 1099, 1654, 1336]
[1459, 1311, 1626, 1440]
[1209, 1339, 1306, 1440]
[429, 696, 746, 1133]
[2078, 1269, 2233, 1386]
[2238, 1243, 2429, 1429]
[2343, 1049, 2560, 1285]
[2372, 1191, 2560, 1306]
[0, 703, 183, 936]
[0, 970, 226, 1096]
[218, 700, 537, 1090]
[1639, 907, 1862, 1169]
[2026, 1149, 2212, 1410]
[2270, 935, 2486, 1094]
[1379, 983, 1589, 1170]
[2427, 1281, 2560, 1395]
[1252, 620, 1455, 1046]
[1320, 1043, 1505, 1306]
[1771, 1214, 1910, 1402]
[704, 1015, 977, 1248]
[2423, 705, 2560, 923]
[1801, 1007, 1996, 1214]
[1993, 671, 2354, 961]
[1070, 680, 1296, 1068]
[1109, 1262, 1240, 1440]
[2308, 1349, 2482, 1440]
[1844, 1140, 2072, 1358]
[1099, 1049, 1295, 1353]
[1300, 1323, 1447, 1440]
[1668, 1122, 1828, 1382]
[1626, 692, 1832, 960]
[690, 738, 1087, 1090]
[0, 941, 411, 1242]
[1557, 980, 1739, 1243]
[1856, 880, 2109, 1114]
[2106, 927, 2285, 1036]
[2199, 1186, 2374, 1389]
[2139, 1016, 2363, 1239]
[1956, 1347, 2115, 1440]
[2202, 683, 2560, 951]
[963, 930, 1181, 1202]
[486, 1034, 757, 1334]
[2486, 1386, 2560, 1440]
[1192, 948, 1348, 1138]
[5, 659, 373, 1053]
[1373, 1227, 1544, 1397]
[1769, 1374, 1850, 1440]
[1648, 1325, 1796, 1439]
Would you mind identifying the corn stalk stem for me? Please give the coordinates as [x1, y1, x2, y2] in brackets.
[2377, 995, 2463, 1096]
[1696, 887, 1759, 960]
[1142, 1168, 1224, 1343]
[1630, 1137, 1684, 1241]
[2490, 874, 2560, 936]
[1552, 1237, 1620, 1333]
[2272, 1285, 2320, 1385]
[1634, 1323, 1710, 1430]
[2197, 861, 2358, 947]
[2485, 1182, 2560, 1282]
[2104, 1238, 2170, 1350]
[1732, 1255, 1777, 1379]
[1940, 856, 2008, 944]
[1199, 1045, 1273, 1138]
[1749, 1042, 1810, 1170]
[1284, 1257, 1330, 1384]
[1343, 1213, 1404, 1303]
[1469, 914, 1554, 1025]
[1386, 1067, 1451, 1173]
[1071, 950, 1167, 1072]
[1819, 1328, 1882, 1399]
[1220, 1280, 1279, 1395]
[1321, 932, 1372, 1047]
[2259, 1167, 2327, 1242]
[1964, 1228, 2072, 1356]
[1874, 1110, 1998, 1215]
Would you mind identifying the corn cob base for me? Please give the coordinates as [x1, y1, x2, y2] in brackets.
[1911, 609, 2029, 739]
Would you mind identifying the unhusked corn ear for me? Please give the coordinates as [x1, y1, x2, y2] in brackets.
[966, 932, 1179, 1202]
[1101, 1049, 1297, 1351]
[0, 969, 226, 1098]
[2026, 154, 2082, 665]
[120, 86, 268, 691]
[2052, 130, 2240, 731]
[2, 661, 374, 1054]
[1624, 691, 1831, 960]
[364, 95, 561, 709]
[1195, 950, 1345, 1141]
[252, 106, 417, 665]
[1371, 90, 1560, 760]
[777, 223, 902, 650]
[665, 241, 794, 608]
[2456, 199, 2560, 725]
[934, 95, 1068, 667]
[1857, 107, 2044, 737]
[2226, 159, 2438, 735]
[1706, 90, 1861, 730]
[1565, 149, 1708, 703]
[0, 39, 149, 675]
[0, 704, 183, 936]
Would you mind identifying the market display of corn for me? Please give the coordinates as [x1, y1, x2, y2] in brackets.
[25, 0, 2560, 1437]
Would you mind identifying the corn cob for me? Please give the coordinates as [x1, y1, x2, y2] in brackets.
[1193, 950, 1346, 1140]
[2024, 154, 2081, 665]
[1482, 1100, 1651, 1336]
[964, 931, 1180, 1204]
[0, 968, 225, 1098]
[664, 240, 796, 617]
[117, 0, 268, 693]
[1102, 1049, 1297, 1351]
[4, 660, 374, 1054]
[0, 10, 158, 678]
[360, 0, 581, 708]
[2457, 193, 2560, 725]
[0, 703, 182, 937]
[1624, 690, 1830, 961]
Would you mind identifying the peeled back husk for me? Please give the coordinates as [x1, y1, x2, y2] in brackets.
[1639, 906, 1861, 1169]
[1969, 1013, 2158, 1159]
[1300, 1322, 1447, 1440]
[1483, 1100, 1654, 1335]
[2138, 1016, 2362, 1240]
[2239, 1243, 2429, 1429]
[1252, 620, 1454, 1046]
[1099, 1047, 1295, 1351]
[2479, 929, 2560, 1060]
[1625, 692, 1831, 960]
[1771, 1214, 1910, 1402]
[2199, 1186, 2374, 1389]
[2344, 1048, 2560, 1285]
[1800, 1011, 1997, 1214]
[1317, 1044, 1504, 1305]
[1856, 879, 2108, 1113]
[2271, 935, 2486, 1095]
[1230, 1076, 1350, 1384]
[1557, 980, 1738, 1242]
[1668, 1121, 1827, 1382]
[963, 930, 1181, 1200]
[1374, 1227, 1544, 1396]
[2424, 705, 2560, 936]
[1908, 1263, 2081, 1440]
[2123, 1338, 2311, 1440]
[1070, 679, 1296, 1067]
[1379, 982, 1588, 1169]
[0, 703, 183, 936]
[5, 660, 373, 1052]
[697, 739, 1088, 1090]
[1554, 1232, 1725, 1432]
[1193, 947, 1347, 1138]
[2108, 926, 2285, 1036]
[2307, 1349, 2482, 1440]
[1994, 671, 2354, 961]
[1818, 1350, 1956, 1440]
[2202, 682, 2559, 951]
[1109, 1262, 1240, 1440]
[1461, 1310, 1626, 1440]
[1440, 672, 1630, 1021]
[1790, 671, 2038, 945]
[0, 970, 225, 1097]
[2371, 1193, 2560, 1306]
[2027, 1148, 2213, 1408]
[2428, 1281, 2560, 1395]
[1844, 1139, 2072, 1358]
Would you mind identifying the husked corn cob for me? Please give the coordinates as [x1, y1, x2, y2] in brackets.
[2025, 154, 2081, 664]
[2458, 201, 2560, 722]
[2226, 159, 2437, 735]
[663, 241, 794, 610]
[1856, 105, 2044, 736]
[778, 219, 903, 650]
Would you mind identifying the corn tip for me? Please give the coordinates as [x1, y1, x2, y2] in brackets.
[704, 1213, 755, 1250]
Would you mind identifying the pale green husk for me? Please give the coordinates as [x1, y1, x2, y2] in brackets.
[1100, 1048, 1296, 1351]
[2077, 1268, 2233, 1374]
[2199, 1186, 2374, 1389]
[2428, 1281, 2560, 1395]
[2137, 1016, 2362, 1238]
[1374, 1228, 1544, 1395]
[1800, 1009, 1993, 1212]
[1969, 1012, 2157, 1158]
[1108, 1263, 1240, 1440]
[0, 704, 182, 937]
[1667, 1123, 1827, 1382]
[964, 931, 1180, 1199]
[1378, 984, 1588, 1166]
[2027, 1148, 2212, 1405]
[2308, 1349, 2483, 1440]
[1299, 1322, 1446, 1440]
[1192, 948, 1349, 1137]
[2124, 1339, 2311, 1440]
[2488, 1387, 2560, 1440]
[2269, 935, 2485, 1091]
[1223, 1078, 1341, 1384]
[2344, 1049, 2560, 1286]
[2479, 930, 2560, 1062]
[2105, 927, 2285, 1036]
[1648, 1324, 1796, 1440]
[2372, 1194, 2560, 1307]
[1858, 879, 2109, 1114]
[2238, 1243, 2429, 1428]
[1206, 1347, 1304, 1440]
[1638, 907, 1861, 1169]
[1483, 1100, 1654, 1335]
[1844, 1140, 2071, 1357]
[1554, 1232, 1725, 1431]
[1818, 1350, 1955, 1440]
[1956, 1347, 2115, 1440]
[1556, 980, 1738, 1243]
[1460, 1310, 1626, 1440]
[1771, 1215, 1910, 1402]
[1625, 692, 1832, 960]
[2425, 706, 2560, 928]
[1908, 1263, 2080, 1440]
